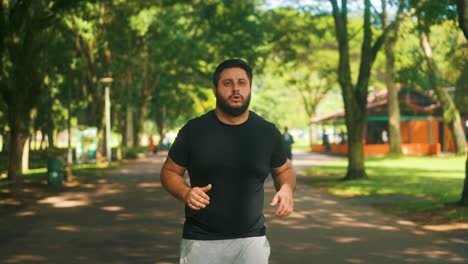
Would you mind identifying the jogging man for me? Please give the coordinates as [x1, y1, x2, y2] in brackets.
[160, 58, 296, 264]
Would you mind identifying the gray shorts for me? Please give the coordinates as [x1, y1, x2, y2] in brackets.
[179, 236, 270, 264]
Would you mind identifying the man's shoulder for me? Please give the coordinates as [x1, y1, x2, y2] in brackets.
[186, 110, 215, 126]
[249, 111, 278, 130]
[178, 111, 216, 134]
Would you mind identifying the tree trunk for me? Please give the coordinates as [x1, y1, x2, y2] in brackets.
[330, 0, 367, 180]
[457, 0, 468, 39]
[46, 105, 55, 149]
[155, 105, 166, 146]
[345, 102, 367, 179]
[95, 88, 106, 162]
[47, 127, 54, 149]
[125, 108, 134, 147]
[383, 0, 402, 155]
[456, 0, 468, 206]
[446, 101, 467, 154]
[5, 132, 10, 153]
[461, 154, 468, 205]
[136, 101, 148, 147]
[0, 128, 4, 153]
[22, 137, 30, 172]
[7, 125, 28, 188]
[419, 29, 467, 155]
[97, 125, 105, 161]
[455, 59, 468, 113]
[0, 3, 3, 92]
[39, 133, 45, 150]
[67, 84, 73, 166]
[29, 132, 34, 151]
[65, 89, 73, 181]
[6, 78, 36, 189]
[1, 131, 8, 153]
[119, 110, 126, 148]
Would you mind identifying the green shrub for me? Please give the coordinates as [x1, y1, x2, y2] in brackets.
[122, 146, 147, 159]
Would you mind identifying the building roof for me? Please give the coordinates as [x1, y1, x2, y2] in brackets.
[310, 87, 444, 123]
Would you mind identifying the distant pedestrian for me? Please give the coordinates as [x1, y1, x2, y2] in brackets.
[148, 135, 156, 154]
[282, 127, 294, 160]
[322, 130, 330, 152]
[160, 58, 296, 264]
[339, 130, 347, 144]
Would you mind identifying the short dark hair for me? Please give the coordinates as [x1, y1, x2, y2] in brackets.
[212, 58, 253, 88]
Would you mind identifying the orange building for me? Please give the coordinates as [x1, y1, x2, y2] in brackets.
[310, 88, 467, 156]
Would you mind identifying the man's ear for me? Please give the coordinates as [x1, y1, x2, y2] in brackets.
[213, 86, 217, 97]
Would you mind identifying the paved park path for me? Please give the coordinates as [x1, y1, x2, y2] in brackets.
[0, 151, 466, 263]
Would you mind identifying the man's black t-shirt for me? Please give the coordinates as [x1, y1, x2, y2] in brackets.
[168, 110, 287, 240]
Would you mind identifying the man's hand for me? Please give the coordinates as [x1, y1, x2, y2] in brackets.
[270, 185, 294, 217]
[183, 184, 212, 210]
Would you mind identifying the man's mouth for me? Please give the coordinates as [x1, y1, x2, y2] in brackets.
[230, 94, 243, 102]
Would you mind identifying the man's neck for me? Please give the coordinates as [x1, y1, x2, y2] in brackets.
[214, 108, 249, 125]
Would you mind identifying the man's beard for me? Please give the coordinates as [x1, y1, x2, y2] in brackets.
[216, 92, 251, 117]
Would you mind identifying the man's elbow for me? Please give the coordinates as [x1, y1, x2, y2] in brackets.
[160, 167, 172, 190]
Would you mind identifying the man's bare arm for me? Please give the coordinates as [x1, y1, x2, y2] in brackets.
[270, 160, 296, 217]
[271, 160, 296, 191]
[160, 157, 190, 201]
[160, 157, 211, 210]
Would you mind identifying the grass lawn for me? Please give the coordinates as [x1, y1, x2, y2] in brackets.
[305, 155, 468, 222]
[1, 161, 119, 186]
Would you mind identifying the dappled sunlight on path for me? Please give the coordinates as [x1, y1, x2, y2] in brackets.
[0, 150, 466, 263]
[0, 151, 182, 264]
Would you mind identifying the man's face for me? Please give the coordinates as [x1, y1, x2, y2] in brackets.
[214, 67, 251, 117]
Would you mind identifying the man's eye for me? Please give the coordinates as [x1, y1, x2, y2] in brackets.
[239, 81, 246, 86]
[224, 82, 232, 86]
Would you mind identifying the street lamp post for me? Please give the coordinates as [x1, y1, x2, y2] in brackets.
[100, 77, 113, 164]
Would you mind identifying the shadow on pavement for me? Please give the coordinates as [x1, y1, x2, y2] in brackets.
[0, 151, 466, 264]
[0, 154, 182, 263]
